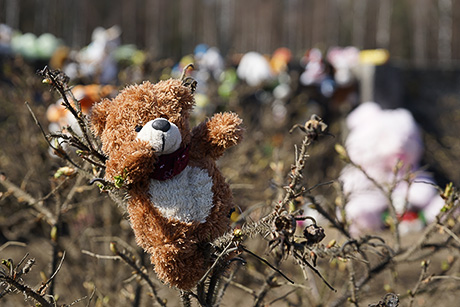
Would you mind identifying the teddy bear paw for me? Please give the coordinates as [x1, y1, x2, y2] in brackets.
[207, 112, 243, 149]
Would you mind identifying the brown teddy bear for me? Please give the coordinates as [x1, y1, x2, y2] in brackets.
[90, 72, 243, 289]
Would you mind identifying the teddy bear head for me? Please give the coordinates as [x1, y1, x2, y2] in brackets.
[91, 78, 196, 185]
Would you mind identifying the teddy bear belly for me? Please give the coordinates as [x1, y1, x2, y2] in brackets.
[147, 166, 214, 223]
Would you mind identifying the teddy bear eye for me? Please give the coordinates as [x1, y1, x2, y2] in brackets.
[135, 125, 143, 132]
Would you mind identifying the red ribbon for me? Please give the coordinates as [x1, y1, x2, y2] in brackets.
[150, 145, 190, 181]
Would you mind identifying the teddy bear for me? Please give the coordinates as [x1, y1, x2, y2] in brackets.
[90, 70, 243, 290]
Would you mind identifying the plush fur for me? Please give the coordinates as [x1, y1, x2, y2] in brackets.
[91, 78, 243, 289]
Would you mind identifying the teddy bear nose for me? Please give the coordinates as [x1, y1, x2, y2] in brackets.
[152, 118, 171, 132]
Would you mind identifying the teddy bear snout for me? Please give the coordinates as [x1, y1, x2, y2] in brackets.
[152, 118, 171, 132]
[136, 118, 182, 155]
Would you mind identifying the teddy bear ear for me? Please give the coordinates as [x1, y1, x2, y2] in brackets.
[181, 63, 197, 94]
[90, 98, 112, 136]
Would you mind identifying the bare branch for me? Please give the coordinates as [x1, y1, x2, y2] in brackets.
[110, 243, 167, 307]
[38, 251, 66, 295]
[408, 260, 430, 307]
[0, 174, 57, 225]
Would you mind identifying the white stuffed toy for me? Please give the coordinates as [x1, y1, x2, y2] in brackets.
[340, 102, 444, 235]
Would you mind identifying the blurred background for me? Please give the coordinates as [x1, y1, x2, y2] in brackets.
[1, 0, 459, 64]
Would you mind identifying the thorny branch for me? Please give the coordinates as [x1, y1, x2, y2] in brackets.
[214, 115, 331, 249]
[0, 254, 52, 307]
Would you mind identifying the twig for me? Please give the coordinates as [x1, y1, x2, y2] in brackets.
[81, 250, 121, 260]
[347, 261, 358, 306]
[198, 240, 234, 285]
[253, 272, 277, 307]
[439, 225, 460, 246]
[110, 243, 166, 307]
[133, 283, 143, 307]
[0, 274, 52, 307]
[61, 175, 85, 211]
[85, 287, 96, 307]
[83, 248, 165, 307]
[0, 241, 27, 252]
[307, 195, 351, 238]
[229, 280, 256, 297]
[214, 124, 327, 250]
[215, 263, 242, 305]
[39, 67, 99, 157]
[206, 265, 223, 306]
[195, 241, 237, 305]
[267, 288, 297, 306]
[426, 275, 460, 281]
[25, 101, 83, 170]
[40, 177, 71, 203]
[397, 195, 459, 261]
[293, 250, 335, 292]
[330, 251, 392, 307]
[278, 135, 312, 214]
[398, 222, 439, 261]
[408, 260, 430, 307]
[39, 251, 66, 295]
[304, 180, 335, 194]
[348, 156, 401, 246]
[0, 174, 57, 225]
[241, 246, 294, 284]
[65, 295, 88, 307]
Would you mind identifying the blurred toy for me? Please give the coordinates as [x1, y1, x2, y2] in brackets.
[0, 24, 13, 56]
[359, 49, 390, 66]
[194, 44, 225, 81]
[300, 48, 328, 88]
[192, 45, 226, 120]
[340, 102, 444, 235]
[237, 48, 293, 125]
[90, 67, 243, 289]
[64, 25, 121, 84]
[218, 67, 238, 99]
[47, 84, 117, 135]
[11, 31, 62, 61]
[237, 48, 293, 88]
[270, 47, 292, 76]
[237, 51, 273, 87]
[300, 47, 391, 117]
[326, 46, 360, 87]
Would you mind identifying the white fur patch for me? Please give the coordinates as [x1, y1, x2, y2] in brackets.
[148, 166, 213, 223]
[136, 120, 182, 154]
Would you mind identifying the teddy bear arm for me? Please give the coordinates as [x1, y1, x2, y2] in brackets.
[105, 142, 156, 185]
[191, 112, 243, 159]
